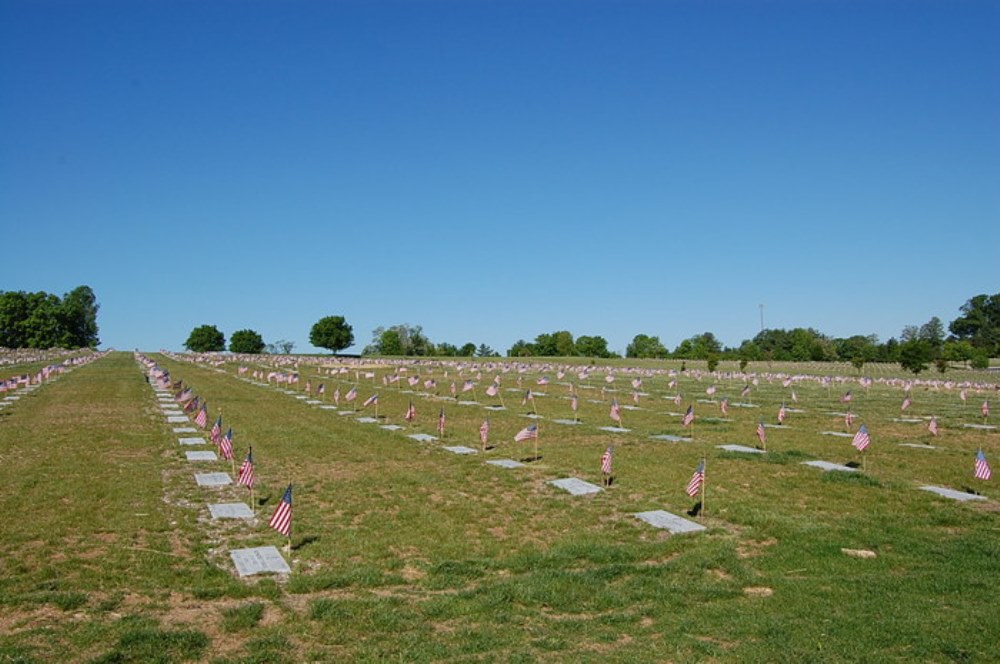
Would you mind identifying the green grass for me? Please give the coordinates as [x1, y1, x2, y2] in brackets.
[0, 351, 997, 661]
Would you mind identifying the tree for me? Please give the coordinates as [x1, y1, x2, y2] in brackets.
[363, 324, 432, 356]
[458, 343, 477, 357]
[58, 285, 100, 348]
[949, 293, 1000, 356]
[436, 342, 459, 357]
[576, 335, 611, 358]
[476, 344, 496, 357]
[310, 315, 354, 353]
[185, 325, 226, 352]
[266, 339, 295, 355]
[898, 339, 932, 374]
[507, 339, 533, 357]
[229, 329, 265, 354]
[919, 316, 946, 349]
[626, 334, 668, 359]
[674, 332, 722, 359]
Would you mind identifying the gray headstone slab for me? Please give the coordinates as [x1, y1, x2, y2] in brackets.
[306, 399, 322, 405]
[487, 459, 525, 468]
[785, 408, 806, 413]
[552, 419, 580, 425]
[893, 418, 923, 423]
[443, 445, 478, 455]
[963, 423, 997, 430]
[918, 485, 987, 502]
[899, 443, 936, 449]
[763, 423, 789, 429]
[408, 433, 438, 442]
[484, 405, 506, 411]
[162, 410, 184, 417]
[195, 472, 233, 486]
[523, 413, 544, 419]
[173, 427, 197, 433]
[650, 434, 692, 443]
[598, 426, 630, 433]
[548, 477, 603, 496]
[294, 395, 308, 400]
[729, 402, 759, 408]
[380, 424, 404, 431]
[457, 400, 480, 406]
[167, 416, 190, 423]
[5, 396, 20, 401]
[634, 510, 707, 534]
[801, 460, 857, 473]
[338, 410, 355, 416]
[185, 451, 218, 461]
[230, 546, 291, 576]
[209, 503, 254, 519]
[700, 417, 732, 423]
[178, 437, 207, 445]
[320, 405, 338, 410]
[622, 405, 641, 411]
[820, 431, 853, 438]
[717, 444, 766, 454]
[355, 417, 379, 423]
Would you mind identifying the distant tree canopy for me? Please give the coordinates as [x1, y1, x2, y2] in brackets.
[364, 324, 433, 356]
[310, 315, 354, 354]
[185, 325, 225, 352]
[949, 293, 1000, 357]
[626, 334, 668, 359]
[0, 285, 99, 349]
[229, 329, 265, 354]
[505, 331, 613, 358]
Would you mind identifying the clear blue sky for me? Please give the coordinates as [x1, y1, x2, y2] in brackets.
[2, 0, 997, 355]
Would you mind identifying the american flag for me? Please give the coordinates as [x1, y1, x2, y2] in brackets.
[522, 389, 533, 406]
[437, 409, 446, 435]
[682, 405, 695, 427]
[269, 484, 293, 537]
[685, 460, 705, 497]
[632, 391, 640, 405]
[974, 449, 992, 480]
[674, 393, 683, 406]
[184, 396, 199, 413]
[845, 411, 854, 428]
[363, 393, 378, 407]
[485, 383, 499, 397]
[537, 376, 549, 385]
[479, 419, 490, 445]
[305, 380, 312, 394]
[210, 415, 222, 444]
[983, 400, 990, 418]
[740, 384, 751, 398]
[317, 383, 325, 395]
[463, 380, 475, 392]
[405, 401, 416, 422]
[610, 399, 622, 423]
[720, 399, 729, 416]
[706, 385, 716, 396]
[928, 416, 938, 436]
[220, 428, 234, 460]
[756, 420, 767, 446]
[195, 404, 208, 428]
[450, 382, 457, 397]
[841, 391, 853, 404]
[852, 424, 871, 452]
[902, 396, 912, 411]
[960, 388, 967, 402]
[571, 394, 579, 412]
[631, 378, 642, 389]
[333, 388, 340, 404]
[237, 447, 254, 488]
[600, 446, 613, 475]
[514, 424, 538, 442]
[778, 405, 786, 424]
[344, 387, 357, 402]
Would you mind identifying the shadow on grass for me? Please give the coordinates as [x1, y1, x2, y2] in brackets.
[292, 535, 320, 551]
[519, 455, 543, 463]
[687, 501, 702, 517]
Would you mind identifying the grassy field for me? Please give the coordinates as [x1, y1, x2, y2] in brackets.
[0, 351, 997, 662]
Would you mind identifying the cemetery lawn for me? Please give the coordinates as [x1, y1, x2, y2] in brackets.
[0, 351, 997, 662]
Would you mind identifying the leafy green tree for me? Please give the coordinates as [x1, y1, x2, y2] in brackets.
[310, 315, 354, 353]
[363, 324, 432, 356]
[459, 343, 477, 357]
[507, 339, 533, 357]
[436, 342, 458, 357]
[898, 339, 932, 374]
[949, 293, 1000, 356]
[58, 285, 100, 348]
[229, 329, 265, 354]
[476, 344, 496, 357]
[674, 332, 722, 359]
[919, 316, 946, 350]
[626, 334, 668, 359]
[576, 335, 611, 358]
[265, 339, 295, 355]
[185, 325, 226, 352]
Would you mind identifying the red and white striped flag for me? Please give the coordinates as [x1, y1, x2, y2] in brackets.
[983, 400, 990, 418]
[237, 447, 254, 488]
[682, 405, 695, 427]
[479, 419, 489, 445]
[437, 409, 446, 435]
[195, 404, 208, 428]
[720, 398, 729, 416]
[363, 393, 378, 408]
[514, 424, 538, 442]
[600, 446, 613, 475]
[220, 428, 234, 461]
[756, 420, 767, 446]
[685, 460, 705, 497]
[610, 399, 622, 424]
[928, 416, 938, 436]
[269, 484, 293, 537]
[974, 449, 992, 480]
[344, 387, 357, 402]
[404, 401, 416, 422]
[852, 424, 871, 452]
[778, 405, 787, 424]
[902, 396, 912, 411]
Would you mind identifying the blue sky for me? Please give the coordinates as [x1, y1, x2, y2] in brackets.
[2, 0, 997, 355]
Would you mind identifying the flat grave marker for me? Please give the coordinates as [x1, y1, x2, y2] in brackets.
[173, 427, 197, 433]
[963, 423, 997, 430]
[801, 460, 857, 473]
[457, 400, 479, 406]
[717, 444, 766, 454]
[178, 437, 207, 446]
[899, 443, 936, 449]
[700, 417, 732, 423]
[892, 418, 923, 423]
[319, 405, 338, 410]
[195, 472, 233, 487]
[306, 400, 322, 405]
[918, 485, 987, 502]
[408, 433, 437, 442]
[484, 405, 506, 411]
[598, 426, 630, 433]
[552, 419, 580, 425]
[634, 510, 706, 534]
[167, 416, 190, 423]
[820, 431, 853, 438]
[185, 451, 218, 461]
[230, 546, 291, 576]
[650, 434, 692, 443]
[355, 417, 378, 423]
[209, 503, 254, 519]
[443, 445, 478, 455]
[487, 459, 524, 469]
[380, 424, 404, 431]
[548, 477, 603, 496]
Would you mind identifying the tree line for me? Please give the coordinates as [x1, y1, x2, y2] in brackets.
[182, 292, 999, 374]
[0, 286, 99, 349]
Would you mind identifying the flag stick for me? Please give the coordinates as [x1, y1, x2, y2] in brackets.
[498, 389, 506, 410]
[250, 486, 255, 515]
[701, 457, 707, 518]
[534, 423, 539, 461]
